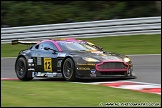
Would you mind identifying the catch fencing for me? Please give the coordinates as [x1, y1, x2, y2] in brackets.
[1, 16, 161, 44]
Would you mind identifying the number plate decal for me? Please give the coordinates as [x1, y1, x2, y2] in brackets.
[44, 58, 52, 72]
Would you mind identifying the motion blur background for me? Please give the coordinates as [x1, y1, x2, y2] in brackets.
[1, 1, 161, 27]
[1, 1, 161, 107]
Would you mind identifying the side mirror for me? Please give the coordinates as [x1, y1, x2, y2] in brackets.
[44, 47, 57, 54]
[44, 47, 50, 50]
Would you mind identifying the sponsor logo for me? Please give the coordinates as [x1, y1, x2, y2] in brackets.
[57, 69, 61, 72]
[90, 69, 96, 74]
[37, 57, 42, 65]
[127, 69, 131, 76]
[28, 59, 33, 63]
[57, 60, 62, 67]
[90, 69, 96, 77]
[32, 72, 37, 77]
[56, 73, 62, 77]
[57, 53, 66, 57]
[90, 73, 96, 77]
[77, 67, 90, 70]
[77, 63, 95, 66]
[28, 68, 35, 71]
[102, 56, 120, 60]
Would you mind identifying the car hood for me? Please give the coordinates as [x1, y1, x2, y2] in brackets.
[65, 50, 126, 61]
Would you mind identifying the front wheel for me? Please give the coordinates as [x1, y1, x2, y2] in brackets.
[15, 57, 33, 81]
[62, 58, 76, 81]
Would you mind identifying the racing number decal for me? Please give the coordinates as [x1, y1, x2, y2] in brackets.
[44, 58, 52, 71]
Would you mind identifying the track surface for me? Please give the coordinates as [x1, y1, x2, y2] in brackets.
[1, 55, 161, 84]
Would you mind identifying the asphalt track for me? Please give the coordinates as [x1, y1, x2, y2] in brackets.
[1, 54, 161, 84]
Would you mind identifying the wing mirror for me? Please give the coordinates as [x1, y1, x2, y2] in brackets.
[44, 47, 57, 54]
[44, 47, 50, 50]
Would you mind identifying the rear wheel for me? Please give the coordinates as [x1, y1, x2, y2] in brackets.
[15, 57, 33, 81]
[62, 58, 76, 81]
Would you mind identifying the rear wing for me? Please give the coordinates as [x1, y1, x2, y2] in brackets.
[11, 40, 40, 45]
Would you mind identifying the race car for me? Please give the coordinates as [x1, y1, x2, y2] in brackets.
[12, 38, 136, 81]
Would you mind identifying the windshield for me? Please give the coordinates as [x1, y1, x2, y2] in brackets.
[57, 41, 99, 51]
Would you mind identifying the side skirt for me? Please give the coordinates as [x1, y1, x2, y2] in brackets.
[32, 72, 63, 78]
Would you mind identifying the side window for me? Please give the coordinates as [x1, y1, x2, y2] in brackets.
[38, 42, 58, 51]
[35, 44, 39, 49]
[30, 44, 39, 50]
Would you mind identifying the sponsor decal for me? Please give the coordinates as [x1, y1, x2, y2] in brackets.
[101, 56, 121, 60]
[57, 60, 62, 67]
[45, 72, 58, 77]
[37, 72, 41, 76]
[56, 73, 62, 77]
[46, 73, 55, 77]
[37, 57, 42, 65]
[90, 69, 96, 77]
[28, 59, 33, 63]
[57, 53, 66, 57]
[90, 69, 96, 74]
[57, 69, 61, 72]
[90, 74, 96, 77]
[28, 68, 35, 71]
[127, 69, 131, 76]
[32, 72, 37, 77]
[77, 67, 90, 70]
[77, 63, 95, 66]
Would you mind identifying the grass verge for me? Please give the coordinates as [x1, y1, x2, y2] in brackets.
[1, 80, 161, 107]
[81, 34, 161, 55]
[1, 34, 161, 57]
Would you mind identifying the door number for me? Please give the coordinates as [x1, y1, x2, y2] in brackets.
[44, 58, 52, 71]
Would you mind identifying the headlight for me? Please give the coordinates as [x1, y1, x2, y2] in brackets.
[123, 57, 131, 63]
[82, 57, 99, 62]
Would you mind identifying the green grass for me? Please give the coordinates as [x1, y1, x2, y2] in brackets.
[1, 34, 161, 57]
[81, 34, 161, 55]
[1, 81, 161, 107]
[1, 44, 28, 57]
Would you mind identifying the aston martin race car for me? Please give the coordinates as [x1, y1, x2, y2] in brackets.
[12, 38, 136, 81]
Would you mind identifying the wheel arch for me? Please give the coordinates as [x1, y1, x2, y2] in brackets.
[16, 54, 31, 62]
[61, 56, 79, 81]
[15, 54, 33, 79]
[61, 56, 77, 74]
[61, 56, 77, 75]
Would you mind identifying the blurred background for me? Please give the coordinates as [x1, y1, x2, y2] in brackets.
[1, 1, 161, 27]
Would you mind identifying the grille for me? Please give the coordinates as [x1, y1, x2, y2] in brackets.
[97, 62, 127, 69]
[101, 71, 126, 75]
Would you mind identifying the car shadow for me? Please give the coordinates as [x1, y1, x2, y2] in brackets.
[31, 77, 132, 83]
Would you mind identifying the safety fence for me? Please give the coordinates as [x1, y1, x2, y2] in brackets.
[1, 16, 161, 44]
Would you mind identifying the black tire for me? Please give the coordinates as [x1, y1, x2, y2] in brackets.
[15, 57, 33, 81]
[62, 58, 76, 81]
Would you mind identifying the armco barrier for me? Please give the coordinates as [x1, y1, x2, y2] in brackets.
[1, 16, 161, 44]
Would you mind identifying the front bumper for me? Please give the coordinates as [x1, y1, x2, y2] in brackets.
[76, 61, 136, 79]
[76, 75, 137, 79]
[76, 70, 136, 79]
